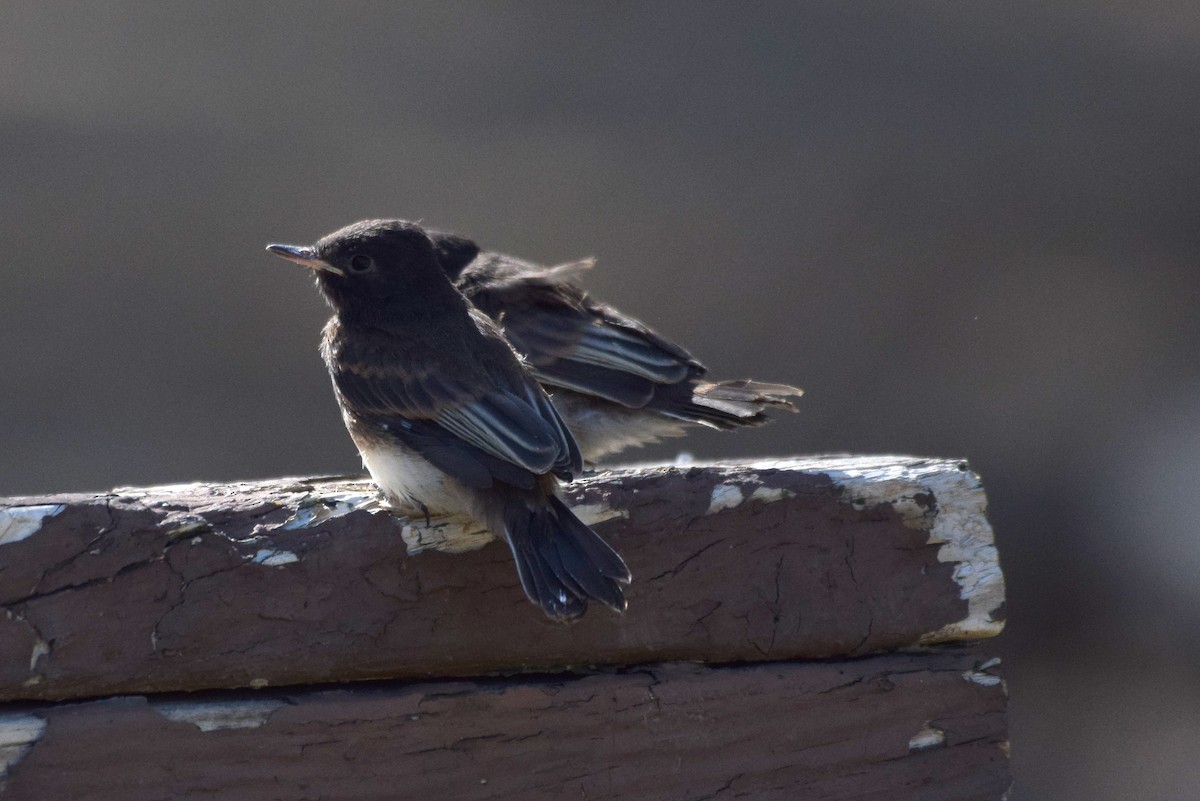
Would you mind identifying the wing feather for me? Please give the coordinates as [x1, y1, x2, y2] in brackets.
[458, 261, 704, 406]
[330, 328, 580, 488]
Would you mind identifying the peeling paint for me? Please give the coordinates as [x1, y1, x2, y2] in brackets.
[918, 469, 1005, 643]
[28, 639, 49, 673]
[0, 713, 46, 780]
[279, 491, 381, 529]
[749, 485, 795, 504]
[803, 456, 1006, 643]
[153, 699, 285, 732]
[963, 660, 1004, 687]
[162, 516, 212, 539]
[908, 725, 946, 751]
[0, 505, 65, 546]
[963, 670, 1002, 687]
[707, 483, 745, 514]
[253, 549, 299, 567]
[706, 472, 797, 514]
[571, 502, 629, 527]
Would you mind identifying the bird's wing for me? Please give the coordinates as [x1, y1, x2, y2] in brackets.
[331, 336, 581, 489]
[462, 262, 706, 408]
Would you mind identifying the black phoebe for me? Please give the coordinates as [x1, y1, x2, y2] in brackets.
[429, 231, 803, 462]
[266, 220, 630, 621]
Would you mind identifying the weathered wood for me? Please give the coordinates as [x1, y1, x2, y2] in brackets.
[0, 648, 1007, 801]
[0, 457, 1004, 702]
[0, 457, 1010, 798]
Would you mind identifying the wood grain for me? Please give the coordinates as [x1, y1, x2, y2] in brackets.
[0, 457, 1004, 702]
[1, 648, 1008, 801]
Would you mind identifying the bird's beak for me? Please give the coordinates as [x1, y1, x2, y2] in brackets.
[265, 244, 344, 276]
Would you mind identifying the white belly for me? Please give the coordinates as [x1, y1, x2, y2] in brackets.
[358, 440, 480, 520]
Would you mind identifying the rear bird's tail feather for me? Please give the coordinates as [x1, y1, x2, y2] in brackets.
[662, 379, 803, 430]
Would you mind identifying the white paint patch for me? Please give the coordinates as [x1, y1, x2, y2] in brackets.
[707, 483, 745, 514]
[28, 639, 49, 673]
[963, 670, 1003, 687]
[571, 502, 629, 527]
[279, 491, 382, 530]
[706, 472, 799, 514]
[963, 659, 1004, 687]
[0, 505, 65, 546]
[908, 725, 946, 751]
[0, 713, 46, 779]
[162, 515, 212, 539]
[919, 468, 1005, 643]
[749, 485, 795, 504]
[801, 455, 1006, 643]
[253, 549, 299, 567]
[153, 699, 285, 732]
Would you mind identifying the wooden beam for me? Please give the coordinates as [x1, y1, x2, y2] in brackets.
[0, 457, 1004, 703]
[0, 648, 1007, 801]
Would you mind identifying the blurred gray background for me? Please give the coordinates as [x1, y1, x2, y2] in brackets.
[2, 3, 1197, 798]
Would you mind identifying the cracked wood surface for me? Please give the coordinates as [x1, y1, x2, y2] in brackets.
[0, 648, 1008, 801]
[0, 456, 1005, 702]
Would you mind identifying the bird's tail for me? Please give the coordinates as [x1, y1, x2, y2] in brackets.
[658, 379, 803, 430]
[496, 494, 631, 621]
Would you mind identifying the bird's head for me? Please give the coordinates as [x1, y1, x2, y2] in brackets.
[426, 229, 482, 281]
[267, 219, 455, 318]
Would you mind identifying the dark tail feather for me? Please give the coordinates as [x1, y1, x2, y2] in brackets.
[657, 379, 803, 430]
[500, 496, 631, 621]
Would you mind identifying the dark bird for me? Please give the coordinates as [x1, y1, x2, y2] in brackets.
[267, 220, 630, 621]
[429, 231, 803, 463]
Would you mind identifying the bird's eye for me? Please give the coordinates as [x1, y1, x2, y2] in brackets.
[349, 254, 374, 272]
